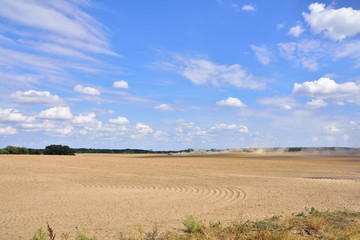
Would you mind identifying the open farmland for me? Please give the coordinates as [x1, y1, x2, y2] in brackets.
[0, 153, 359, 239]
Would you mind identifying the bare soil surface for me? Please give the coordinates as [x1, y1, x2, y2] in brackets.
[0, 153, 359, 239]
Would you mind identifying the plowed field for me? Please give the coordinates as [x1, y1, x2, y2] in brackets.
[0, 153, 359, 239]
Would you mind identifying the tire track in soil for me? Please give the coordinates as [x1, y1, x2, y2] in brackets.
[79, 183, 247, 208]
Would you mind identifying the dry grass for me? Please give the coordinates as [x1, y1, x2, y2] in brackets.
[31, 209, 360, 240]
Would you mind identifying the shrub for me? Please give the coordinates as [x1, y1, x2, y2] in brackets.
[182, 215, 204, 233]
[44, 145, 75, 155]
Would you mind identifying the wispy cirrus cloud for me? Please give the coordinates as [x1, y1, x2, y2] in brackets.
[161, 55, 266, 90]
[0, 0, 118, 96]
[250, 45, 271, 64]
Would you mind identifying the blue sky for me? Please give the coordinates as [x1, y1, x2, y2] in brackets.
[0, 0, 360, 150]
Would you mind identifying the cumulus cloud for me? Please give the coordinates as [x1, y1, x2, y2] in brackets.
[242, 5, 255, 11]
[38, 106, 73, 119]
[135, 123, 153, 134]
[113, 80, 128, 89]
[306, 99, 328, 108]
[250, 45, 271, 64]
[74, 84, 100, 95]
[109, 116, 129, 125]
[303, 3, 360, 40]
[10, 90, 63, 105]
[168, 56, 265, 90]
[293, 77, 360, 104]
[154, 104, 174, 111]
[131, 123, 153, 139]
[0, 108, 34, 122]
[73, 112, 102, 130]
[0, 126, 17, 135]
[216, 97, 246, 107]
[288, 25, 304, 37]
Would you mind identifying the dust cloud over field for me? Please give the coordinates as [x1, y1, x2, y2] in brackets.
[0, 153, 359, 239]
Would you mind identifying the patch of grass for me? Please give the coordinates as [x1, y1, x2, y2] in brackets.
[182, 215, 204, 233]
[31, 228, 47, 240]
[209, 220, 222, 229]
[31, 208, 360, 239]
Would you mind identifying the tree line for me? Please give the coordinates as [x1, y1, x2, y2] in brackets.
[0, 145, 74, 155]
[0, 145, 179, 155]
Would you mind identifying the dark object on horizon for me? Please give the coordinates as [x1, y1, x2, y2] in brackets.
[43, 144, 75, 155]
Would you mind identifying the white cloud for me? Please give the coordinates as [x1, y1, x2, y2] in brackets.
[293, 77, 360, 103]
[169, 56, 265, 90]
[250, 45, 271, 64]
[306, 99, 328, 108]
[0, 0, 110, 50]
[258, 96, 297, 109]
[131, 123, 153, 139]
[135, 123, 153, 134]
[34, 42, 96, 61]
[0, 126, 17, 135]
[154, 104, 174, 111]
[10, 90, 63, 105]
[0, 34, 15, 44]
[323, 125, 340, 134]
[54, 125, 73, 135]
[312, 136, 319, 142]
[108, 110, 115, 114]
[288, 25, 304, 37]
[211, 123, 249, 133]
[73, 112, 102, 130]
[0, 108, 34, 122]
[334, 40, 360, 65]
[154, 130, 169, 141]
[282, 105, 292, 110]
[74, 84, 100, 95]
[38, 107, 73, 120]
[21, 120, 56, 132]
[277, 23, 285, 30]
[278, 39, 322, 71]
[303, 3, 360, 40]
[113, 80, 129, 89]
[0, 46, 61, 71]
[242, 5, 255, 11]
[216, 97, 246, 107]
[109, 116, 129, 125]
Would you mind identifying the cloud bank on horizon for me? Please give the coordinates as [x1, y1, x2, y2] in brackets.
[0, 0, 359, 150]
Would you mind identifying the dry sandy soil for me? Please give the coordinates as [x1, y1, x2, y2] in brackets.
[0, 152, 359, 239]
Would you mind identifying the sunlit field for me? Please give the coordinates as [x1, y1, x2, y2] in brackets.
[1, 153, 359, 239]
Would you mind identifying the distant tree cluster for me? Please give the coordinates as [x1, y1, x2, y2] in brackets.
[0, 145, 74, 155]
[43, 145, 75, 155]
[0, 146, 29, 154]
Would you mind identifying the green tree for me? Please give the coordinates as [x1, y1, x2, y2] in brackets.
[44, 145, 75, 155]
[0, 146, 29, 154]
